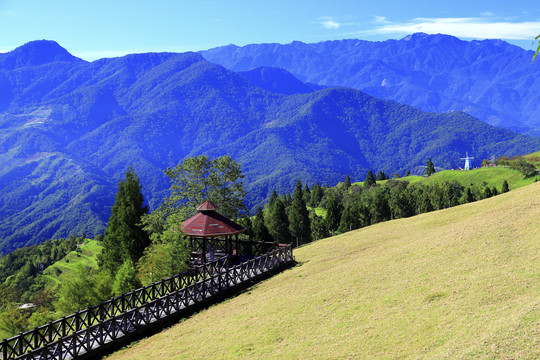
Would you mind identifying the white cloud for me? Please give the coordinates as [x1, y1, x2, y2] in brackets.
[369, 17, 540, 40]
[373, 16, 390, 24]
[480, 11, 494, 17]
[317, 16, 340, 29]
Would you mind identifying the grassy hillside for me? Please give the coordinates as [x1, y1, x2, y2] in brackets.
[42, 239, 101, 287]
[107, 182, 539, 360]
[354, 166, 537, 191]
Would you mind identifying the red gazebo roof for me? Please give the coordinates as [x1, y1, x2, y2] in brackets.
[197, 200, 219, 211]
[182, 201, 244, 237]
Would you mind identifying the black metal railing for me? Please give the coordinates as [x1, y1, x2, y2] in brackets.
[1, 244, 293, 360]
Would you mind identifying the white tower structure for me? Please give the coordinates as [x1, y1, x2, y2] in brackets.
[461, 152, 474, 171]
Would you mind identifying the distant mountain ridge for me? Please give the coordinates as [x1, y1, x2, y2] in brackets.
[0, 39, 539, 253]
[201, 33, 540, 136]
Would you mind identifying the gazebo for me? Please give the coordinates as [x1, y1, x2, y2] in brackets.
[181, 201, 245, 265]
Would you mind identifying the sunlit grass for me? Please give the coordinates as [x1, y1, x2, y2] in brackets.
[42, 239, 101, 287]
[107, 182, 540, 360]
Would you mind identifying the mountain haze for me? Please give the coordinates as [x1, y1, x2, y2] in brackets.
[201, 33, 540, 136]
[0, 40, 538, 253]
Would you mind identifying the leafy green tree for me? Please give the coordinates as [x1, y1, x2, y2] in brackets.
[112, 259, 141, 296]
[325, 195, 343, 234]
[310, 214, 329, 241]
[137, 213, 189, 285]
[99, 167, 150, 274]
[387, 180, 414, 219]
[288, 180, 312, 247]
[364, 170, 376, 188]
[463, 187, 475, 203]
[55, 265, 104, 313]
[162, 155, 246, 220]
[405, 170, 411, 177]
[338, 202, 364, 233]
[237, 215, 253, 238]
[0, 303, 28, 336]
[442, 181, 464, 208]
[425, 158, 436, 176]
[371, 186, 391, 223]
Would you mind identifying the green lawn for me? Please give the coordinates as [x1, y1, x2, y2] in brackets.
[107, 182, 540, 360]
[354, 166, 535, 192]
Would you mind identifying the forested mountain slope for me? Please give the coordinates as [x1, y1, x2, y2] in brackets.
[201, 33, 540, 136]
[0, 40, 538, 253]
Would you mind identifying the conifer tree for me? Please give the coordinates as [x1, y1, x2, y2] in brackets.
[364, 170, 376, 187]
[303, 184, 311, 204]
[267, 198, 291, 243]
[252, 206, 272, 242]
[425, 158, 436, 176]
[309, 184, 323, 207]
[99, 167, 150, 275]
[344, 174, 351, 189]
[288, 180, 312, 247]
[502, 180, 510, 193]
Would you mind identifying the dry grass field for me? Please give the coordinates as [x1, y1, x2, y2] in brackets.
[108, 182, 539, 359]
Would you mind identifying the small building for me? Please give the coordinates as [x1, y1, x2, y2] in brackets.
[181, 201, 245, 265]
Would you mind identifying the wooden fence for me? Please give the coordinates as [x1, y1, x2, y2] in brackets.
[1, 244, 293, 360]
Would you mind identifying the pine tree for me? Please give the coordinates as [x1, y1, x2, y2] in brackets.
[267, 198, 291, 243]
[303, 184, 311, 204]
[364, 170, 376, 187]
[252, 206, 272, 242]
[344, 174, 351, 189]
[288, 180, 312, 247]
[309, 184, 323, 207]
[502, 180, 510, 193]
[99, 167, 150, 275]
[376, 171, 386, 181]
[425, 158, 436, 176]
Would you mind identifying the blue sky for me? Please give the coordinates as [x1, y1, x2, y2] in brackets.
[1, 0, 539, 60]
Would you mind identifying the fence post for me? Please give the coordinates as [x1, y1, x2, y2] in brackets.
[33, 327, 38, 350]
[2, 338, 6, 360]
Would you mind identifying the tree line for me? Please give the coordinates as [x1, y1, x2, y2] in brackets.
[238, 170, 512, 248]
[0, 154, 518, 337]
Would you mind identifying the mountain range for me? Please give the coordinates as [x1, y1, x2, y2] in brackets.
[201, 33, 540, 136]
[0, 38, 539, 254]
